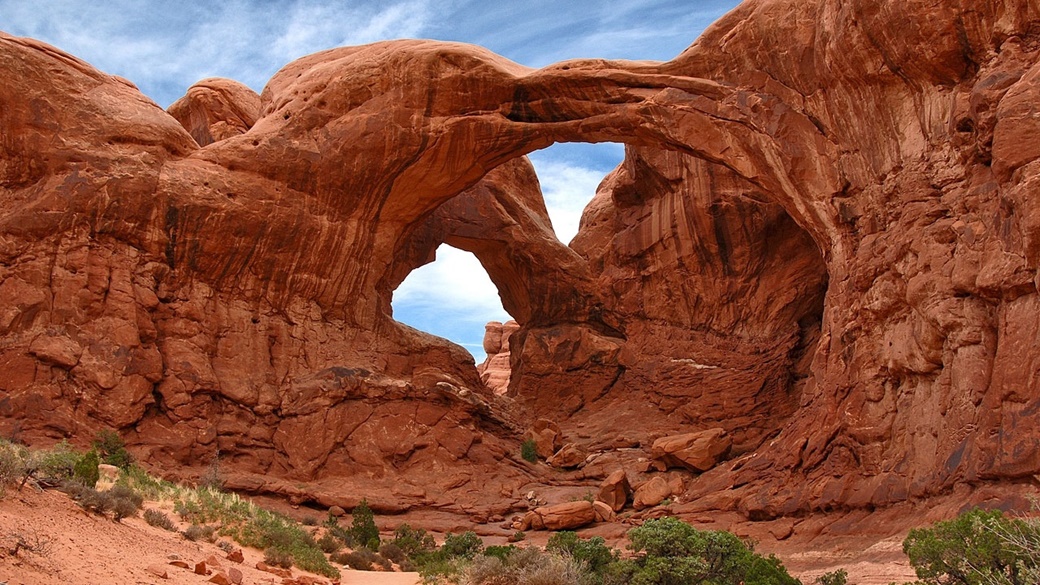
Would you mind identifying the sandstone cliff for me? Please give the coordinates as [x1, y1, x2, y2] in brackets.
[1, 0, 1038, 520]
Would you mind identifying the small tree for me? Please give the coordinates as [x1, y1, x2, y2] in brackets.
[349, 499, 380, 550]
[607, 517, 800, 585]
[903, 508, 1040, 585]
[73, 450, 100, 488]
[93, 430, 132, 469]
[521, 439, 539, 463]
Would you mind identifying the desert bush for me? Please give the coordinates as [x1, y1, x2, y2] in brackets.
[442, 531, 484, 560]
[484, 544, 518, 562]
[902, 508, 1040, 585]
[110, 495, 139, 521]
[264, 546, 293, 569]
[547, 531, 618, 577]
[349, 499, 380, 550]
[92, 430, 132, 469]
[380, 541, 406, 564]
[217, 540, 234, 552]
[72, 450, 100, 488]
[521, 439, 539, 463]
[814, 568, 848, 585]
[604, 517, 800, 585]
[390, 523, 436, 557]
[183, 524, 217, 542]
[108, 484, 143, 509]
[33, 440, 80, 484]
[318, 532, 342, 554]
[117, 464, 179, 500]
[461, 547, 590, 585]
[144, 509, 177, 531]
[0, 440, 28, 494]
[334, 548, 379, 570]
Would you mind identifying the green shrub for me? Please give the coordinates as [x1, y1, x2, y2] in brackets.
[333, 548, 381, 570]
[380, 541, 406, 564]
[318, 532, 342, 554]
[902, 508, 1040, 585]
[605, 517, 800, 585]
[264, 547, 293, 569]
[442, 531, 484, 560]
[183, 524, 217, 542]
[73, 450, 100, 488]
[144, 509, 177, 531]
[109, 493, 141, 521]
[521, 439, 539, 463]
[92, 430, 132, 469]
[461, 547, 588, 585]
[484, 544, 518, 562]
[34, 440, 80, 484]
[0, 440, 28, 495]
[547, 531, 618, 577]
[814, 568, 848, 585]
[390, 523, 436, 557]
[349, 499, 380, 550]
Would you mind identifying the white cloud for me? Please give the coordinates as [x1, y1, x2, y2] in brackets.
[536, 159, 609, 244]
[392, 245, 511, 358]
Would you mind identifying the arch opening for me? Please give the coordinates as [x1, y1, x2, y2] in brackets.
[391, 243, 511, 361]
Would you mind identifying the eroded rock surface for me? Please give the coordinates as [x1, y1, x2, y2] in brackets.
[2, 0, 1039, 522]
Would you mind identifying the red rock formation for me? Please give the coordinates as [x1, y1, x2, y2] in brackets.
[1, 0, 1039, 524]
[167, 78, 261, 147]
[477, 320, 519, 394]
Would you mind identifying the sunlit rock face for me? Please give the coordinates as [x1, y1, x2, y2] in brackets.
[1, 0, 1039, 518]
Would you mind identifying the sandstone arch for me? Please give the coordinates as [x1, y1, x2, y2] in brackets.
[3, 0, 1040, 521]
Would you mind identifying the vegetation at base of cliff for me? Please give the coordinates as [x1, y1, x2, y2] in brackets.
[896, 507, 1040, 585]
[0, 438, 340, 579]
[415, 519, 800, 585]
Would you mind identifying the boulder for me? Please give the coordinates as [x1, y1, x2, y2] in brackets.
[592, 500, 616, 523]
[651, 429, 732, 472]
[523, 419, 563, 460]
[226, 548, 244, 563]
[597, 470, 633, 512]
[521, 500, 597, 531]
[146, 564, 169, 579]
[547, 443, 586, 469]
[633, 476, 673, 510]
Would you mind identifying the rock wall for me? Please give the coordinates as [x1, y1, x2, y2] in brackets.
[1, 0, 1039, 519]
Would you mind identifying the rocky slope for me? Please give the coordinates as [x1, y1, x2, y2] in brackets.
[1, 0, 1039, 526]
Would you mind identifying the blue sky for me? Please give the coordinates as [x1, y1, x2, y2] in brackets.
[0, 0, 741, 359]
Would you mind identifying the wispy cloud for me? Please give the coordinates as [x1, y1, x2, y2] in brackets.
[392, 245, 511, 357]
[0, 0, 433, 106]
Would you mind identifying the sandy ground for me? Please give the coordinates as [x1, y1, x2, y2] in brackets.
[0, 481, 923, 585]
[0, 485, 420, 585]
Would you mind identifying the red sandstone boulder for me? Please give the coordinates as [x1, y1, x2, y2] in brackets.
[651, 429, 732, 472]
[523, 419, 563, 460]
[547, 443, 586, 469]
[521, 501, 597, 531]
[592, 500, 616, 523]
[633, 476, 673, 510]
[597, 470, 633, 512]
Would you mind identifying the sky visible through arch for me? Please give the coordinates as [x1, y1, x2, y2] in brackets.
[1, 0, 742, 358]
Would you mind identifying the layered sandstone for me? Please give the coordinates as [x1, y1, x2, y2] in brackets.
[1, 0, 1039, 523]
